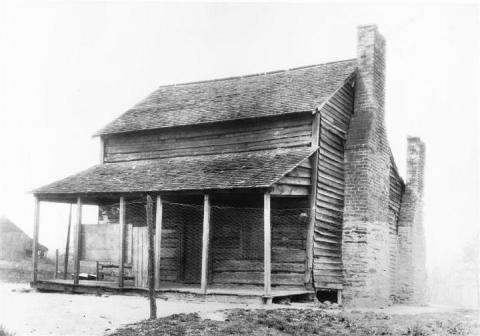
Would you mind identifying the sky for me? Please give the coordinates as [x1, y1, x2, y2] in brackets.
[0, 1, 478, 273]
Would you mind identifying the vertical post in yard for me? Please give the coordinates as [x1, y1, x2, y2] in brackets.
[155, 195, 163, 289]
[118, 196, 126, 288]
[32, 197, 40, 283]
[146, 195, 157, 319]
[200, 194, 211, 294]
[73, 197, 82, 285]
[55, 249, 59, 279]
[264, 191, 272, 302]
[64, 204, 72, 280]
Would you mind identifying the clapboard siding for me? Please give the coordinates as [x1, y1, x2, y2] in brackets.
[271, 160, 312, 196]
[104, 114, 313, 163]
[313, 80, 355, 288]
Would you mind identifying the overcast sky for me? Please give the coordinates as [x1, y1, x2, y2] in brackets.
[0, 1, 478, 272]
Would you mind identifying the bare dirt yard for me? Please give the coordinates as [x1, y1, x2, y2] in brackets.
[0, 283, 254, 336]
[0, 281, 478, 336]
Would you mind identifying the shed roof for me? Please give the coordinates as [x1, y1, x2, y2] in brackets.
[33, 148, 314, 196]
[0, 217, 48, 251]
[95, 59, 357, 136]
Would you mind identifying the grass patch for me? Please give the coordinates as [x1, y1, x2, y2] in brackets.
[108, 308, 479, 336]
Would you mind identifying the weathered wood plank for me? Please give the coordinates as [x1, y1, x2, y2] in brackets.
[272, 248, 306, 263]
[32, 198, 40, 283]
[73, 197, 82, 285]
[270, 184, 310, 196]
[104, 115, 313, 162]
[213, 271, 304, 285]
[155, 196, 163, 289]
[200, 194, 211, 294]
[213, 260, 304, 273]
[264, 192, 271, 297]
[118, 197, 126, 288]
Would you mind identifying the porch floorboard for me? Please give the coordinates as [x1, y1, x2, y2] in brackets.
[31, 279, 313, 301]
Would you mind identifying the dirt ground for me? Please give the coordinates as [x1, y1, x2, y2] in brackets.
[0, 283, 255, 336]
[0, 282, 478, 336]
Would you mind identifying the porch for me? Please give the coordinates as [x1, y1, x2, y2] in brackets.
[32, 279, 314, 303]
[30, 192, 315, 303]
[30, 148, 319, 303]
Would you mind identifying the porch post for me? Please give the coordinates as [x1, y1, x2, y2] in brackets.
[306, 110, 321, 283]
[73, 197, 82, 285]
[264, 191, 272, 300]
[32, 197, 40, 283]
[200, 194, 211, 294]
[63, 204, 72, 280]
[118, 196, 126, 288]
[155, 195, 163, 289]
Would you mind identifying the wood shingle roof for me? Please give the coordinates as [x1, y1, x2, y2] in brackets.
[95, 59, 357, 136]
[33, 148, 314, 196]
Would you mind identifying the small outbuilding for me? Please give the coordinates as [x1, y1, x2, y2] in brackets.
[0, 217, 47, 261]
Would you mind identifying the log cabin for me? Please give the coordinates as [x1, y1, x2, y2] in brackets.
[31, 25, 426, 307]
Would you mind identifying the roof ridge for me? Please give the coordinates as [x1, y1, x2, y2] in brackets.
[158, 58, 356, 89]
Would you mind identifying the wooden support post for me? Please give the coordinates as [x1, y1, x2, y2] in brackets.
[118, 196, 126, 288]
[154, 195, 163, 289]
[55, 249, 59, 279]
[337, 290, 343, 306]
[32, 197, 40, 283]
[96, 261, 100, 280]
[305, 110, 321, 284]
[73, 197, 82, 285]
[200, 194, 211, 294]
[99, 137, 104, 164]
[64, 204, 72, 280]
[146, 195, 157, 319]
[264, 192, 272, 299]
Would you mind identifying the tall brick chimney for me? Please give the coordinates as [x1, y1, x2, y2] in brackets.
[342, 25, 392, 307]
[396, 137, 427, 303]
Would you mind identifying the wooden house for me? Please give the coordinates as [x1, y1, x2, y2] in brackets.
[31, 25, 426, 306]
[0, 217, 47, 261]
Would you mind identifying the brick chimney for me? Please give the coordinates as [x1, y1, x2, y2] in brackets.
[342, 25, 392, 307]
[396, 137, 427, 303]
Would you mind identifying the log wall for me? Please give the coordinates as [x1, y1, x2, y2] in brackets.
[211, 204, 308, 287]
[103, 114, 313, 162]
[313, 80, 355, 289]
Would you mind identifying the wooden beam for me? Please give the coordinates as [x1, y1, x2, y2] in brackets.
[311, 110, 321, 148]
[55, 249, 59, 279]
[200, 194, 211, 294]
[118, 196, 126, 288]
[155, 195, 163, 289]
[264, 192, 272, 298]
[73, 197, 82, 285]
[306, 111, 321, 284]
[32, 197, 40, 283]
[99, 137, 105, 164]
[146, 195, 157, 319]
[63, 204, 72, 280]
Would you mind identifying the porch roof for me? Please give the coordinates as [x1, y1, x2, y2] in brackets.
[33, 148, 314, 197]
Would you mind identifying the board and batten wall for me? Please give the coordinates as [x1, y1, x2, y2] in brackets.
[102, 114, 313, 162]
[313, 80, 355, 289]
